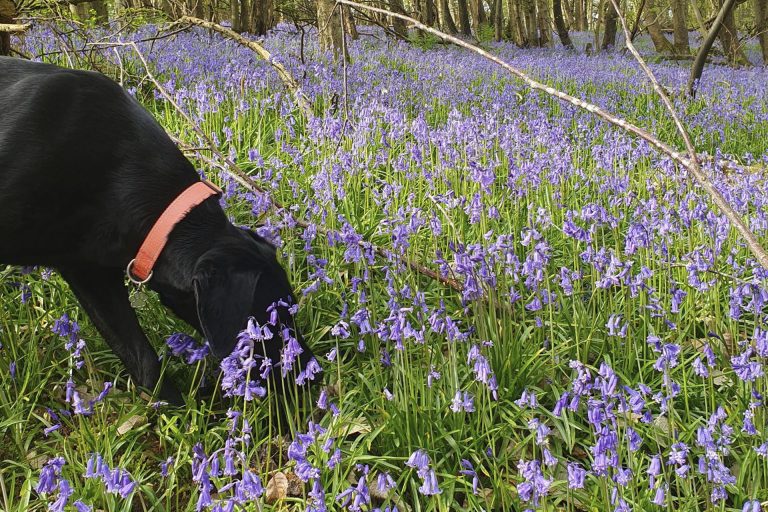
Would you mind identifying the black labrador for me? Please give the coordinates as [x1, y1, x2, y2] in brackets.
[0, 56, 314, 404]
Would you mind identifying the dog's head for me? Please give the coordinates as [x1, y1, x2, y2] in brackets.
[186, 228, 315, 389]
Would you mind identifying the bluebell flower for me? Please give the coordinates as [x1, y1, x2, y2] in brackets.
[37, 457, 65, 494]
[405, 449, 430, 478]
[567, 462, 586, 489]
[459, 459, 479, 495]
[418, 469, 441, 496]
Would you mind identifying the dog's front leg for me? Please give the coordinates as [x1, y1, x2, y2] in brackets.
[58, 265, 184, 405]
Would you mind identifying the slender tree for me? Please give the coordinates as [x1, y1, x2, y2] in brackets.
[457, 0, 472, 34]
[643, 0, 674, 53]
[317, 0, 346, 59]
[553, 0, 574, 47]
[601, 0, 618, 49]
[390, 0, 408, 38]
[252, 0, 273, 35]
[507, 0, 528, 44]
[493, 0, 503, 40]
[755, 0, 768, 64]
[342, 5, 359, 39]
[671, 0, 689, 53]
[437, 0, 458, 32]
[231, 0, 242, 31]
[717, 0, 750, 65]
[469, 0, 486, 33]
[524, 0, 538, 44]
[536, 0, 552, 46]
[689, 0, 740, 95]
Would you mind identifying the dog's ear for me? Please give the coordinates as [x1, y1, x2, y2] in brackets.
[193, 264, 262, 359]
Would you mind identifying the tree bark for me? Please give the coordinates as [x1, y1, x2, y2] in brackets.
[457, 0, 472, 34]
[342, 5, 359, 39]
[493, 0, 503, 39]
[688, 0, 739, 95]
[670, 0, 689, 54]
[390, 0, 408, 37]
[418, 0, 436, 25]
[239, 0, 250, 32]
[553, 0, 574, 47]
[437, 0, 458, 32]
[251, 0, 272, 35]
[643, 0, 674, 52]
[231, 0, 241, 31]
[574, 0, 585, 29]
[469, 0, 481, 33]
[601, 0, 617, 48]
[755, 0, 768, 64]
[507, 0, 528, 44]
[717, 0, 750, 65]
[317, 0, 346, 60]
[524, 0, 538, 43]
[535, 0, 551, 45]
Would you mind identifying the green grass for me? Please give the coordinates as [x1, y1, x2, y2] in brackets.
[3, 26, 768, 512]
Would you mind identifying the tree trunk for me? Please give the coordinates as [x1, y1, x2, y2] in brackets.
[317, 0, 346, 60]
[688, 0, 739, 95]
[251, 0, 271, 35]
[239, 0, 250, 32]
[536, 0, 552, 46]
[553, 0, 574, 47]
[390, 0, 408, 37]
[437, 0, 458, 32]
[342, 5, 359, 39]
[507, 0, 528, 44]
[231, 0, 241, 31]
[643, 0, 674, 52]
[717, 0, 750, 65]
[754, 0, 768, 64]
[601, 0, 617, 49]
[419, 0, 436, 25]
[574, 0, 584, 29]
[494, 0, 503, 39]
[457, 0, 472, 34]
[561, 0, 572, 26]
[469, 0, 481, 33]
[671, 0, 689, 54]
[524, 0, 538, 43]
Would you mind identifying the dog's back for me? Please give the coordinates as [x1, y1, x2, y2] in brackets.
[0, 56, 198, 267]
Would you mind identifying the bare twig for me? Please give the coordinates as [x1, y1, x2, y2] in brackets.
[338, 0, 768, 272]
[173, 16, 314, 119]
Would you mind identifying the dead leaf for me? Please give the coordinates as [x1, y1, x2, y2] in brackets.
[26, 451, 47, 470]
[117, 415, 147, 436]
[285, 471, 304, 496]
[341, 416, 371, 437]
[711, 370, 733, 387]
[265, 471, 288, 504]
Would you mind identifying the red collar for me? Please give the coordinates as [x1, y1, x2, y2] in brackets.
[127, 180, 221, 284]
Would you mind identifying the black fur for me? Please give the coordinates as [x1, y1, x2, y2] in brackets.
[0, 56, 314, 403]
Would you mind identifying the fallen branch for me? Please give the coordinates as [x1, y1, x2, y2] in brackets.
[0, 22, 29, 33]
[173, 16, 314, 119]
[338, 0, 768, 272]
